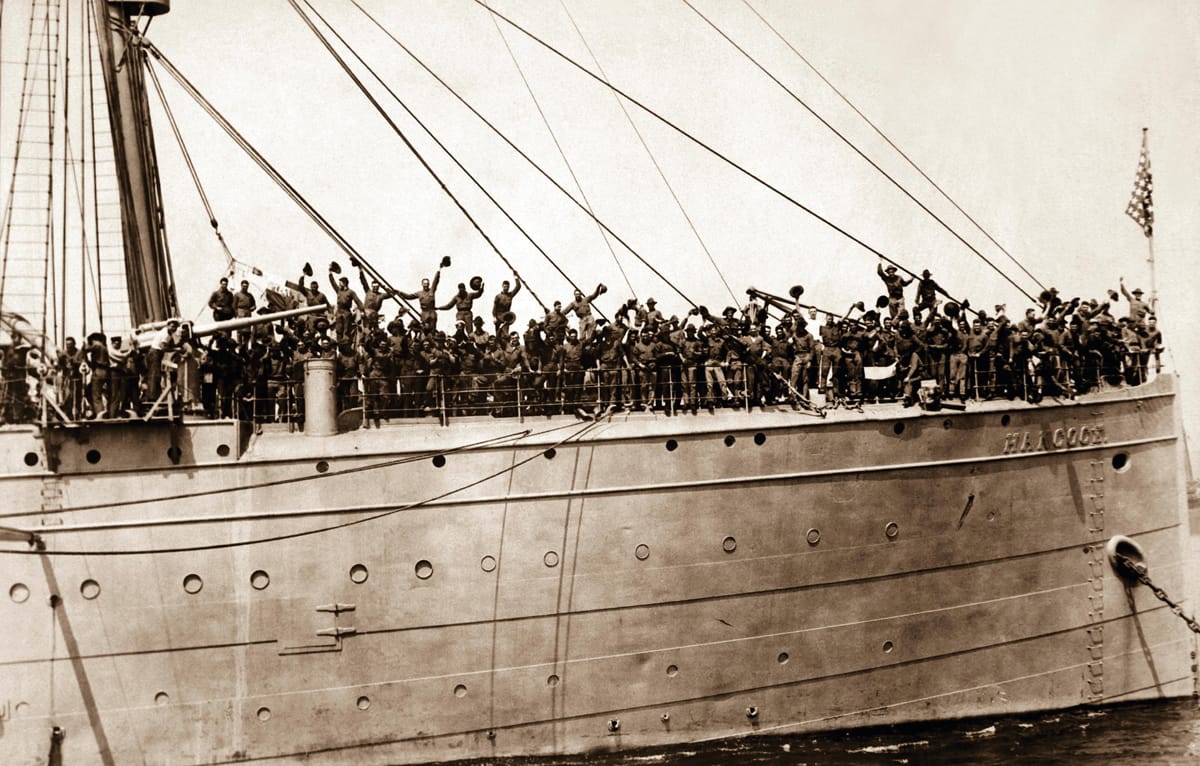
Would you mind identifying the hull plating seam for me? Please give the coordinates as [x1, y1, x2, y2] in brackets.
[147, 632, 1191, 764]
[6, 433, 1174, 533]
[4, 548, 1185, 668]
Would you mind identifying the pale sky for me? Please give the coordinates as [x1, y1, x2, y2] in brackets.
[4, 0, 1199, 444]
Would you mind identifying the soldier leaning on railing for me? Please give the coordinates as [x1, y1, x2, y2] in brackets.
[1, 264, 1168, 426]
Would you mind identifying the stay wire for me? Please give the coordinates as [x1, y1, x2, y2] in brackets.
[682, 0, 1036, 303]
[741, 0, 1047, 294]
[474, 1, 987, 313]
[345, 0, 589, 310]
[484, 0, 637, 300]
[144, 58, 236, 269]
[296, 0, 558, 313]
[289, 0, 549, 312]
[349, 0, 697, 310]
[557, 0, 737, 305]
[143, 43, 419, 317]
[8, 419, 602, 557]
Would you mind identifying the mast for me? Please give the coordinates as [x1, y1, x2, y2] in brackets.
[90, 0, 176, 326]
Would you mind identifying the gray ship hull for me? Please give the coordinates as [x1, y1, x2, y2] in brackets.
[0, 374, 1192, 764]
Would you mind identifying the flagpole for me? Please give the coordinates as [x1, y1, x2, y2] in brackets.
[1143, 127, 1158, 313]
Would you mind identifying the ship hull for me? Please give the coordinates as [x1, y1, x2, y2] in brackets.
[0, 375, 1193, 764]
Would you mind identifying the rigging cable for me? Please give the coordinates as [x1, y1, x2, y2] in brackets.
[349, 0, 698, 310]
[143, 58, 236, 270]
[58, 0, 70, 343]
[40, 0, 61, 352]
[741, 0, 1046, 294]
[297, 0, 568, 314]
[473, 1, 988, 314]
[682, 0, 1038, 303]
[142, 45, 419, 318]
[484, 0, 637, 299]
[2, 418, 603, 557]
[558, 0, 739, 306]
[301, 3, 601, 315]
[84, 0, 104, 327]
[289, 0, 552, 312]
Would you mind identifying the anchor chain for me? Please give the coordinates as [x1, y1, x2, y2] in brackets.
[1113, 553, 1200, 634]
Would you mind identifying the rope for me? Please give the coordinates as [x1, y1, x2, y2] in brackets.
[741, 0, 1047, 294]
[144, 59, 237, 270]
[4, 419, 601, 557]
[484, 1, 637, 299]
[683, 0, 1038, 303]
[559, 0, 738, 306]
[143, 43, 419, 317]
[85, 0, 105, 327]
[294, 0, 565, 314]
[475, 1, 988, 313]
[289, 0, 548, 312]
[349, 0, 698, 310]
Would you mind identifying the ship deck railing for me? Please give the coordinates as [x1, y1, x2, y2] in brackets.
[0, 353, 1169, 430]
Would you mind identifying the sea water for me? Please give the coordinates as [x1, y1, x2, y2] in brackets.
[462, 700, 1200, 765]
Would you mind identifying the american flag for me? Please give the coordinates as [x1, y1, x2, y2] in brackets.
[1125, 131, 1153, 237]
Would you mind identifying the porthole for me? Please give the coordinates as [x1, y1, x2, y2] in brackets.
[216, 444, 231, 457]
[777, 652, 789, 665]
[805, 528, 821, 546]
[80, 579, 101, 600]
[884, 522, 900, 540]
[1001, 414, 1011, 427]
[942, 418, 952, 430]
[453, 684, 467, 698]
[256, 707, 271, 722]
[892, 422, 905, 436]
[315, 460, 329, 473]
[250, 570, 270, 590]
[543, 448, 557, 460]
[349, 564, 369, 584]
[356, 696, 371, 711]
[634, 544, 650, 561]
[1111, 452, 1130, 472]
[722, 536, 737, 553]
[547, 674, 560, 687]
[543, 551, 559, 568]
[166, 446, 182, 462]
[9, 583, 30, 603]
[23, 452, 38, 467]
[666, 664, 679, 677]
[182, 574, 203, 594]
[432, 454, 446, 468]
[86, 449, 101, 464]
[883, 640, 895, 654]
[753, 432, 766, 445]
[480, 555, 497, 572]
[724, 435, 736, 447]
[665, 439, 678, 451]
[154, 691, 170, 706]
[415, 560, 434, 579]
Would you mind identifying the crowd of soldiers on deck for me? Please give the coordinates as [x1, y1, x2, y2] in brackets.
[0, 257, 1165, 426]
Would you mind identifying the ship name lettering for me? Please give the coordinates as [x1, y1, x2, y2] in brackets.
[1002, 423, 1106, 455]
